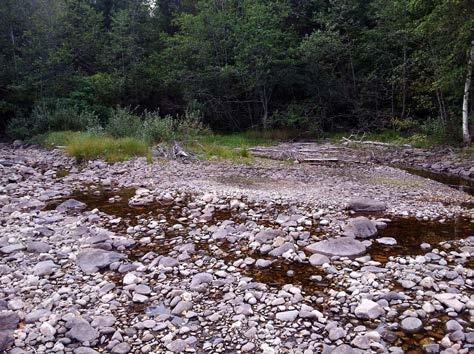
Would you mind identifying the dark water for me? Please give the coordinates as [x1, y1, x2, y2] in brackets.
[370, 216, 473, 263]
[400, 166, 474, 196]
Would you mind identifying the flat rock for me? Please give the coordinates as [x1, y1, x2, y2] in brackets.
[331, 344, 361, 354]
[159, 256, 179, 268]
[434, 293, 465, 312]
[111, 343, 131, 354]
[255, 259, 272, 268]
[347, 198, 386, 212]
[0, 244, 25, 254]
[166, 339, 187, 352]
[375, 237, 397, 245]
[26, 241, 51, 253]
[255, 229, 283, 243]
[306, 237, 366, 257]
[77, 249, 125, 273]
[74, 348, 100, 354]
[56, 199, 86, 212]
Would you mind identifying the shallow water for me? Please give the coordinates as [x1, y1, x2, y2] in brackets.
[370, 216, 473, 263]
[400, 166, 474, 196]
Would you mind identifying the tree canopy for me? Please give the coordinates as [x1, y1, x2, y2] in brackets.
[0, 0, 472, 142]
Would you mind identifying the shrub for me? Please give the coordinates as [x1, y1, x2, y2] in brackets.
[105, 107, 142, 138]
[176, 109, 210, 139]
[6, 99, 100, 139]
[140, 112, 175, 143]
[6, 112, 33, 139]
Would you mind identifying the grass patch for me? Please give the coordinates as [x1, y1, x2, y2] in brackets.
[185, 131, 277, 161]
[66, 135, 149, 162]
[36, 131, 150, 162]
[323, 130, 444, 148]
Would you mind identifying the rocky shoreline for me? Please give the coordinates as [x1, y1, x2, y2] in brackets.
[0, 144, 472, 353]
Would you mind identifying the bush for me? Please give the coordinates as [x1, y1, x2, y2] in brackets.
[175, 109, 210, 139]
[106, 107, 209, 144]
[105, 107, 142, 138]
[6, 99, 100, 139]
[140, 112, 175, 143]
[6, 112, 32, 139]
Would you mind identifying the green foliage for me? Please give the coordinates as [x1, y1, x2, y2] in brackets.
[186, 131, 277, 162]
[7, 99, 100, 139]
[0, 0, 472, 145]
[105, 107, 142, 138]
[105, 107, 208, 144]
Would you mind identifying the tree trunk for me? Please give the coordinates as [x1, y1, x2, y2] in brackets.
[261, 85, 271, 131]
[262, 99, 268, 131]
[401, 40, 407, 119]
[462, 40, 473, 144]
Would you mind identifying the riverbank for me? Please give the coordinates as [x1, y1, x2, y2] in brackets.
[0, 143, 472, 353]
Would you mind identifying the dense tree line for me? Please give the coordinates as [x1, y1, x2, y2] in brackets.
[0, 0, 472, 143]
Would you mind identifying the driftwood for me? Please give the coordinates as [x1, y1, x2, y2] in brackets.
[153, 141, 195, 161]
[341, 136, 411, 148]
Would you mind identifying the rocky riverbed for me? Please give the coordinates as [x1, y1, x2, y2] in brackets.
[0, 144, 473, 354]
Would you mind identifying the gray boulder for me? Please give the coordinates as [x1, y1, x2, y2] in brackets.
[67, 318, 99, 343]
[343, 217, 378, 239]
[354, 299, 384, 319]
[400, 317, 423, 333]
[190, 272, 213, 291]
[33, 260, 58, 276]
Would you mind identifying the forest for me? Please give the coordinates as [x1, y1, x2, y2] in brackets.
[0, 0, 473, 145]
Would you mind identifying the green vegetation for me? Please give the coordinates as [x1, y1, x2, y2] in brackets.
[186, 132, 275, 162]
[36, 131, 150, 162]
[0, 0, 472, 145]
[66, 135, 149, 162]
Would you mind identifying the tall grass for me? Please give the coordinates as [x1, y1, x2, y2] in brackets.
[36, 131, 149, 162]
[66, 135, 149, 162]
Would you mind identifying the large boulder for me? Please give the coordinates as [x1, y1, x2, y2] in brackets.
[77, 249, 126, 273]
[306, 237, 366, 258]
[347, 198, 386, 212]
[343, 217, 378, 239]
